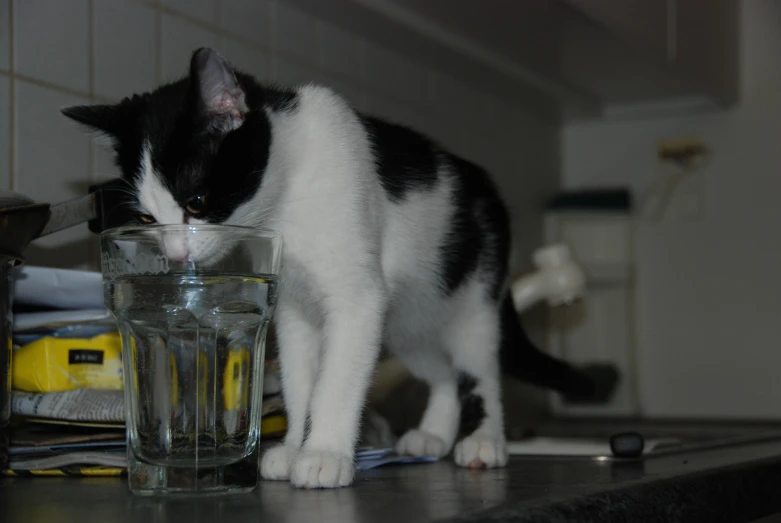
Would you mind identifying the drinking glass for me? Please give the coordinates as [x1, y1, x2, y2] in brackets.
[101, 224, 282, 496]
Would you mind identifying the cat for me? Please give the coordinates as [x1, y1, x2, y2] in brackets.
[63, 48, 594, 489]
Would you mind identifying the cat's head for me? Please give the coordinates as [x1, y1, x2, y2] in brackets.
[63, 48, 270, 262]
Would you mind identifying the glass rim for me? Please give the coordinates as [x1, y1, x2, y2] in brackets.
[100, 223, 283, 241]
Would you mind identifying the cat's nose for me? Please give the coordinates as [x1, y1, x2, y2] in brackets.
[168, 251, 189, 262]
[162, 233, 190, 262]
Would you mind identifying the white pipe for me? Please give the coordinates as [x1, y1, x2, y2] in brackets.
[511, 243, 586, 313]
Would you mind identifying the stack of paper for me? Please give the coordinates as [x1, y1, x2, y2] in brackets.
[6, 422, 126, 476]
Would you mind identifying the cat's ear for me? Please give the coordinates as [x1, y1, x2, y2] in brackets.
[190, 47, 248, 134]
[61, 100, 138, 143]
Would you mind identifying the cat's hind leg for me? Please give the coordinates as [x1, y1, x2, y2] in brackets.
[444, 288, 508, 469]
[395, 379, 460, 458]
[391, 339, 461, 459]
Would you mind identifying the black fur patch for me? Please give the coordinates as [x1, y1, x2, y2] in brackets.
[61, 63, 299, 225]
[266, 87, 299, 113]
[458, 373, 486, 437]
[439, 155, 511, 297]
[360, 116, 439, 202]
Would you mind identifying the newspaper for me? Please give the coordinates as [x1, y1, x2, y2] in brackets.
[12, 390, 125, 423]
[13, 309, 113, 333]
[14, 266, 104, 310]
[8, 452, 127, 471]
[11, 423, 123, 447]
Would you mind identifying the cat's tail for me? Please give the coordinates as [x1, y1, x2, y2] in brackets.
[498, 295, 596, 398]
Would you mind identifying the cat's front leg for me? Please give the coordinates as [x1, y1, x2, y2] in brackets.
[289, 288, 386, 489]
[260, 304, 320, 481]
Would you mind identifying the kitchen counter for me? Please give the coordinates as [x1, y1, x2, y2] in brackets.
[3, 435, 781, 523]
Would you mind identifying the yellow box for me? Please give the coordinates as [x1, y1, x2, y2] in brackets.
[12, 332, 123, 393]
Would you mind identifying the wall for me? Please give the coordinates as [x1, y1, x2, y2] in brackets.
[560, 0, 781, 419]
[0, 0, 560, 274]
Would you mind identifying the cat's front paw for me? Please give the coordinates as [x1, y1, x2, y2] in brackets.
[260, 444, 297, 481]
[454, 436, 508, 469]
[396, 429, 450, 458]
[290, 450, 354, 489]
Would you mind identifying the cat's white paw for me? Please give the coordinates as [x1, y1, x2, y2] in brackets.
[454, 436, 508, 469]
[396, 429, 450, 458]
[290, 450, 354, 489]
[260, 444, 297, 481]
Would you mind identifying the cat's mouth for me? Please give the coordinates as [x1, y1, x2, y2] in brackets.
[146, 228, 231, 268]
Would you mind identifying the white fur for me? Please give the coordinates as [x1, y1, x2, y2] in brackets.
[136, 145, 182, 225]
[136, 146, 215, 263]
[137, 85, 507, 488]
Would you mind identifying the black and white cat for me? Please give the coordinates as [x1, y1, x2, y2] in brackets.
[64, 48, 593, 489]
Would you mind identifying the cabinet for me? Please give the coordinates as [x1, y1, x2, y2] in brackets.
[563, 0, 671, 61]
[561, 0, 740, 113]
[292, 0, 741, 121]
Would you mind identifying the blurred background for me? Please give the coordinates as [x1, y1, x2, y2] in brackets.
[1, 0, 778, 434]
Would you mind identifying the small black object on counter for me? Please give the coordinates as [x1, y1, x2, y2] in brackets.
[611, 431, 645, 458]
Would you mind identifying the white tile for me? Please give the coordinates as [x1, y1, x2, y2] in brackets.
[353, 92, 372, 114]
[0, 0, 9, 71]
[403, 61, 431, 104]
[161, 14, 220, 81]
[364, 44, 427, 103]
[428, 71, 455, 113]
[272, 1, 318, 60]
[14, 0, 90, 93]
[93, 0, 157, 101]
[370, 97, 418, 128]
[362, 41, 390, 90]
[473, 93, 507, 128]
[15, 80, 92, 268]
[319, 21, 361, 79]
[222, 37, 272, 82]
[430, 72, 468, 114]
[162, 0, 216, 24]
[219, 0, 270, 47]
[92, 143, 119, 182]
[0, 75, 9, 190]
[326, 78, 364, 108]
[433, 123, 463, 153]
[274, 56, 316, 87]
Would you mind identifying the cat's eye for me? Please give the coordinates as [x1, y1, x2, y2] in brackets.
[186, 195, 206, 215]
[139, 214, 156, 224]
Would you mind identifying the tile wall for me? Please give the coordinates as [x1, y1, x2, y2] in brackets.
[0, 0, 559, 274]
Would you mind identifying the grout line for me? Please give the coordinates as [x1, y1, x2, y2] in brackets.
[268, 0, 278, 82]
[8, 0, 14, 192]
[8, 72, 109, 102]
[88, 0, 95, 101]
[155, 0, 162, 84]
[88, 0, 100, 269]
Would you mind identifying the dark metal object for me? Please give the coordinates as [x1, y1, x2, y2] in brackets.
[0, 179, 131, 469]
[87, 178, 138, 235]
[0, 201, 52, 469]
[37, 194, 96, 237]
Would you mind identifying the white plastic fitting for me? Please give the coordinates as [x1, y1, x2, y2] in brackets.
[511, 243, 586, 313]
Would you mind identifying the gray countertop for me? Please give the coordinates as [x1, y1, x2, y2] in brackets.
[3, 435, 781, 523]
